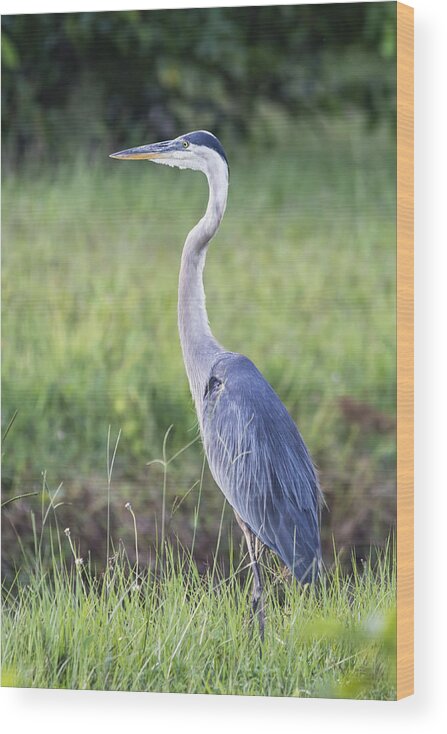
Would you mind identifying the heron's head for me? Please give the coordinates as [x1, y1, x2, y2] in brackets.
[110, 130, 228, 175]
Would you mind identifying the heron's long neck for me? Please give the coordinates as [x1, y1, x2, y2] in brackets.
[178, 159, 228, 407]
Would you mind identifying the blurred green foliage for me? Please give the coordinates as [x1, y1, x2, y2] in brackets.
[1, 118, 396, 575]
[1, 4, 397, 576]
[2, 3, 396, 164]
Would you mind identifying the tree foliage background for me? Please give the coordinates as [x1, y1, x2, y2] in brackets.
[2, 3, 396, 164]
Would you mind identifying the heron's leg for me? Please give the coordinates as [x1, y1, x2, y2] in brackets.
[234, 512, 265, 641]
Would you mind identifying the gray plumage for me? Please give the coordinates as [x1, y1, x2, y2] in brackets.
[202, 352, 321, 583]
[111, 130, 322, 632]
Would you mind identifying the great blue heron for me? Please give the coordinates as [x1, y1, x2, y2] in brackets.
[110, 131, 322, 636]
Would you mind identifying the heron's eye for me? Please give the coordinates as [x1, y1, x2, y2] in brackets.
[182, 140, 190, 149]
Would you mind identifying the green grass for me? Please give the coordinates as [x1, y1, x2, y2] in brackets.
[1, 115, 396, 567]
[1, 114, 398, 701]
[1, 527, 396, 699]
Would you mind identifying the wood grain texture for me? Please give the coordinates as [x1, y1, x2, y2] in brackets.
[396, 1, 414, 701]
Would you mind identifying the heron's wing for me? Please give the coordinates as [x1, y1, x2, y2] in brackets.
[201, 353, 322, 583]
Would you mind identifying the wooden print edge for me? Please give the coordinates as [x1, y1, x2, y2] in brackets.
[396, 0, 414, 701]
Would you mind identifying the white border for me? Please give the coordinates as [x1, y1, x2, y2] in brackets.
[1, 0, 446, 731]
